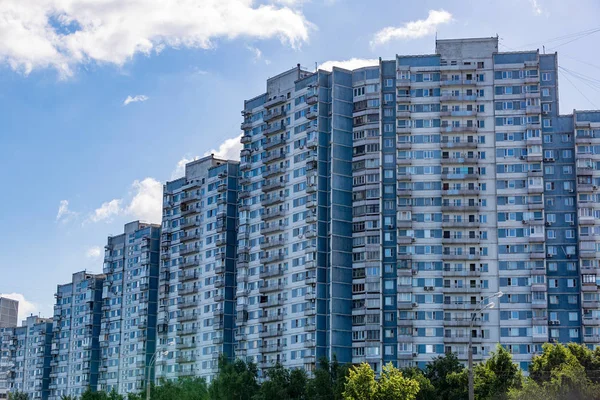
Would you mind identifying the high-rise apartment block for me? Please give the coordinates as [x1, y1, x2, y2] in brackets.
[237, 65, 354, 374]
[98, 221, 161, 394]
[11, 316, 53, 400]
[236, 36, 600, 373]
[0, 328, 14, 399]
[49, 272, 104, 400]
[0, 298, 18, 329]
[157, 156, 239, 382]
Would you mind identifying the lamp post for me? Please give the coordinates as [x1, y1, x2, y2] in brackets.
[146, 342, 173, 400]
[468, 291, 503, 400]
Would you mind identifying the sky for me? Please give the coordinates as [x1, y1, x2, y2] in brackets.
[1, 0, 600, 322]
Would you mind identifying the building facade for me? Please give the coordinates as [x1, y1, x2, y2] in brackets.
[0, 328, 14, 399]
[11, 316, 53, 400]
[235, 37, 600, 374]
[98, 221, 161, 394]
[156, 156, 239, 382]
[0, 298, 18, 329]
[237, 65, 354, 375]
[49, 272, 104, 400]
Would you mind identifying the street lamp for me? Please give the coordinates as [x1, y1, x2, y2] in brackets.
[146, 342, 173, 400]
[468, 291, 503, 400]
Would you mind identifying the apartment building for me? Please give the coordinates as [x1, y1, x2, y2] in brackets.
[49, 272, 104, 400]
[156, 156, 239, 382]
[238, 65, 354, 375]
[0, 298, 18, 329]
[98, 221, 161, 394]
[235, 37, 600, 373]
[11, 316, 53, 400]
[0, 328, 14, 399]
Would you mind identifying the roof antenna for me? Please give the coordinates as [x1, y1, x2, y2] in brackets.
[543, 45, 546, 54]
[315, 62, 317, 72]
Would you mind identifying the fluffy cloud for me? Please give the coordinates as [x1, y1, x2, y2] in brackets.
[0, 293, 39, 323]
[0, 0, 312, 76]
[85, 246, 102, 259]
[88, 199, 122, 223]
[371, 9, 452, 46]
[529, 0, 542, 15]
[56, 199, 76, 222]
[318, 58, 379, 72]
[123, 95, 148, 106]
[126, 178, 163, 224]
[204, 135, 243, 161]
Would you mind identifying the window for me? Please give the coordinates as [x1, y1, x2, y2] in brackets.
[543, 119, 552, 128]
[385, 79, 394, 87]
[542, 72, 551, 81]
[542, 88, 550, 97]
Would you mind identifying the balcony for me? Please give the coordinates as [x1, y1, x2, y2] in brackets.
[259, 267, 284, 279]
[241, 134, 252, 144]
[440, 94, 478, 102]
[441, 236, 481, 244]
[180, 193, 200, 205]
[441, 156, 480, 165]
[440, 140, 478, 149]
[442, 221, 480, 228]
[180, 232, 201, 242]
[264, 123, 286, 136]
[180, 260, 200, 269]
[177, 314, 198, 323]
[263, 165, 287, 179]
[264, 96, 286, 109]
[526, 105, 541, 114]
[179, 287, 199, 296]
[178, 299, 199, 309]
[262, 209, 285, 221]
[264, 108, 285, 122]
[261, 223, 287, 234]
[263, 152, 286, 164]
[260, 253, 284, 264]
[264, 137, 287, 151]
[441, 172, 479, 180]
[260, 239, 286, 250]
[262, 180, 287, 193]
[442, 253, 481, 261]
[442, 125, 478, 133]
[440, 110, 477, 117]
[259, 328, 283, 338]
[442, 188, 480, 196]
[180, 219, 199, 229]
[259, 283, 284, 293]
[180, 272, 198, 282]
[179, 246, 198, 256]
[241, 120, 252, 130]
[306, 94, 318, 105]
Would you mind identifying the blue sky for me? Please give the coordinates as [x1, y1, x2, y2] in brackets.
[1, 0, 600, 321]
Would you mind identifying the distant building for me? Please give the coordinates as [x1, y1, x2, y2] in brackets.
[0, 328, 14, 399]
[49, 272, 104, 400]
[11, 316, 53, 400]
[0, 298, 18, 329]
[97, 221, 161, 395]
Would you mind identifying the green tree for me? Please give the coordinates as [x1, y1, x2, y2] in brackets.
[342, 363, 378, 400]
[60, 396, 76, 400]
[8, 392, 28, 400]
[474, 344, 522, 400]
[306, 356, 350, 400]
[253, 363, 307, 400]
[150, 377, 208, 400]
[377, 363, 419, 400]
[80, 390, 108, 400]
[400, 367, 436, 400]
[424, 353, 466, 400]
[208, 356, 259, 400]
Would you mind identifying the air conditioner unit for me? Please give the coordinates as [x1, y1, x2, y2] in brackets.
[568, 189, 574, 193]
[427, 286, 434, 291]
[566, 254, 572, 258]
[547, 253, 554, 258]
[569, 221, 575, 226]
[412, 302, 419, 307]
[546, 222, 552, 226]
[412, 270, 418, 275]
[594, 186, 599, 190]
[299, 145, 304, 149]
[412, 353, 418, 357]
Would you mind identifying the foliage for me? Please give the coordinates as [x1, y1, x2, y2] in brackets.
[150, 377, 208, 400]
[474, 344, 522, 400]
[377, 363, 419, 400]
[80, 389, 125, 400]
[342, 363, 378, 400]
[253, 363, 308, 400]
[208, 355, 259, 400]
[306, 357, 350, 400]
[424, 352, 466, 400]
[342, 362, 419, 400]
[400, 367, 436, 400]
[8, 392, 28, 400]
[510, 343, 600, 400]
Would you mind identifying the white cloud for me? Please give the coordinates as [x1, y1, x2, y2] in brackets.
[371, 9, 452, 46]
[204, 135, 243, 161]
[56, 199, 76, 222]
[246, 44, 270, 64]
[319, 58, 379, 72]
[0, 293, 39, 323]
[0, 0, 312, 76]
[85, 246, 102, 259]
[126, 178, 163, 224]
[89, 199, 122, 223]
[123, 95, 148, 106]
[529, 0, 542, 15]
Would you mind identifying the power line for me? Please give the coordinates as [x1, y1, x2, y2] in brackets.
[558, 69, 599, 109]
[516, 27, 600, 49]
[548, 28, 600, 50]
